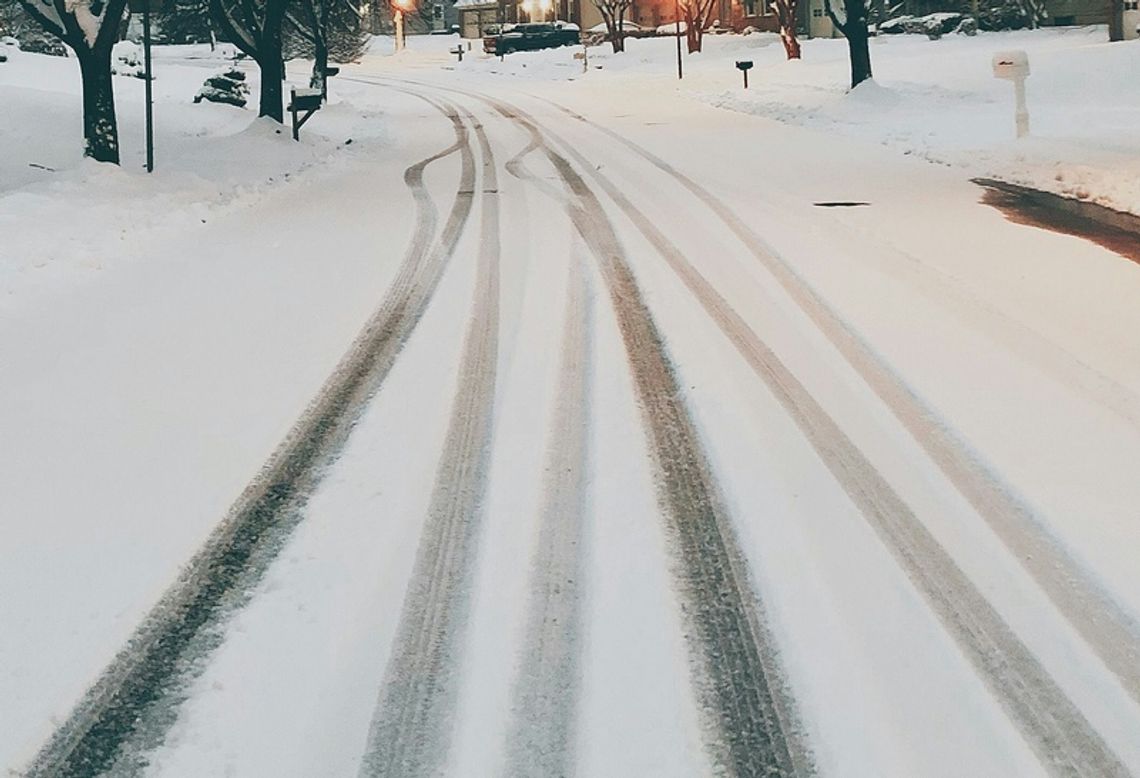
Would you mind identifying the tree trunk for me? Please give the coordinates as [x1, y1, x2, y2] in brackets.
[311, 38, 328, 97]
[845, 22, 871, 87]
[259, 0, 286, 121]
[607, 13, 626, 52]
[776, 0, 800, 58]
[77, 48, 120, 164]
[257, 55, 284, 120]
[780, 26, 801, 57]
[685, 11, 702, 51]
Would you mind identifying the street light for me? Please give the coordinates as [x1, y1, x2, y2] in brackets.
[522, 0, 552, 21]
[393, 0, 414, 51]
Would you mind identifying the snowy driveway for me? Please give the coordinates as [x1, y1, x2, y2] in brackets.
[4, 54, 1140, 777]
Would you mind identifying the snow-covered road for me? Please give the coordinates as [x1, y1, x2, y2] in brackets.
[5, 43, 1140, 778]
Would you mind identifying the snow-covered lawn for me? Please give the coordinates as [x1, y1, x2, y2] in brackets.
[0, 42, 385, 312]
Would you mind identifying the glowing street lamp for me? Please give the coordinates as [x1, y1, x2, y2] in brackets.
[393, 0, 414, 51]
[522, 0, 552, 21]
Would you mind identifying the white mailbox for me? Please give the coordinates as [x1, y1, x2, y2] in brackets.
[992, 50, 1030, 80]
[992, 50, 1030, 138]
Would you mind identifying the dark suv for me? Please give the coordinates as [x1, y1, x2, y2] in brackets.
[483, 22, 580, 55]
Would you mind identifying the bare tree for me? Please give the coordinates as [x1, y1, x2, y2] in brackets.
[824, 0, 872, 87]
[15, 0, 129, 163]
[286, 0, 365, 96]
[772, 0, 800, 58]
[590, 0, 631, 52]
[678, 0, 715, 52]
[211, 0, 289, 120]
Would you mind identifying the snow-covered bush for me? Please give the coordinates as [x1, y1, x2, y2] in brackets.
[194, 69, 249, 108]
[112, 41, 152, 79]
[955, 16, 978, 33]
[19, 32, 67, 56]
[879, 11, 976, 37]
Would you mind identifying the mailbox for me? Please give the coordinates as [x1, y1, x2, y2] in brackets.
[992, 50, 1029, 80]
[991, 50, 1030, 138]
[288, 87, 323, 141]
[735, 60, 754, 88]
[290, 88, 323, 112]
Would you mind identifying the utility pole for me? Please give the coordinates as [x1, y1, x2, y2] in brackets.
[128, 0, 161, 171]
[143, 4, 154, 172]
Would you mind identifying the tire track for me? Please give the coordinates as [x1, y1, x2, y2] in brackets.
[504, 257, 593, 778]
[541, 99, 1140, 712]
[22, 93, 477, 778]
[520, 108, 1129, 776]
[466, 91, 811, 778]
[357, 102, 501, 778]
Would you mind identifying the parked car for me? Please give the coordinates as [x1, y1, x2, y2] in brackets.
[483, 21, 580, 55]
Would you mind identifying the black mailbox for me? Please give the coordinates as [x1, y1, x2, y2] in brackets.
[287, 87, 322, 141]
[735, 60, 754, 88]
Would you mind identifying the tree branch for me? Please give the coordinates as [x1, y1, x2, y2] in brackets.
[211, 0, 259, 54]
[16, 0, 67, 38]
[823, 0, 845, 32]
[95, 0, 130, 51]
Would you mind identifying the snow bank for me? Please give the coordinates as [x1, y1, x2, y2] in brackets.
[0, 47, 388, 313]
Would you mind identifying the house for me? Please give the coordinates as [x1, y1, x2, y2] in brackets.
[457, 0, 500, 37]
[457, 0, 637, 37]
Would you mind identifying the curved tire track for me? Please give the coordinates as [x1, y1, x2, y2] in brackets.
[466, 91, 812, 778]
[503, 258, 593, 778]
[22, 93, 477, 778]
[357, 102, 501, 778]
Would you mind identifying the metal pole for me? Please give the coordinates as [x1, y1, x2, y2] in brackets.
[143, 5, 154, 173]
[675, 0, 682, 79]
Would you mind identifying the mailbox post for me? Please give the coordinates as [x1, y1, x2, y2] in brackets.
[735, 60, 753, 89]
[288, 87, 323, 141]
[127, 0, 164, 172]
[992, 50, 1030, 139]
